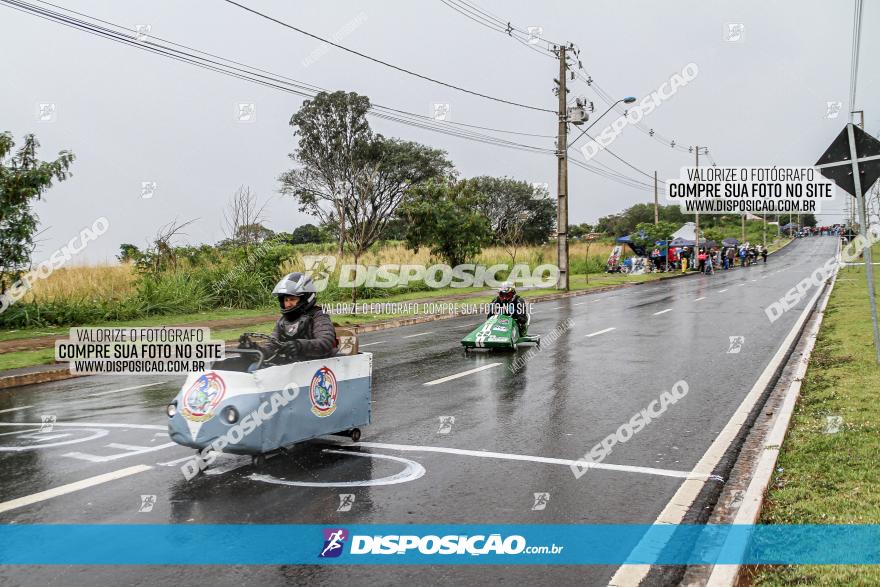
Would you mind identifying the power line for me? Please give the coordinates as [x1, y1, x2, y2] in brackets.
[221, 0, 555, 113]
[4, 0, 669, 195]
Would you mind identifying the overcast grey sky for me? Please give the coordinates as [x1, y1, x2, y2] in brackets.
[1, 0, 877, 263]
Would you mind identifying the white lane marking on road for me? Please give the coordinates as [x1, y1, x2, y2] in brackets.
[250, 449, 426, 487]
[348, 441, 707, 480]
[0, 422, 166, 431]
[737, 283, 746, 287]
[0, 406, 32, 414]
[89, 381, 170, 397]
[359, 341, 386, 347]
[0, 428, 109, 452]
[762, 275, 768, 279]
[585, 327, 616, 338]
[0, 465, 152, 514]
[652, 309, 672, 315]
[574, 301, 588, 306]
[29, 433, 71, 442]
[609, 244, 837, 586]
[718, 289, 728, 293]
[402, 332, 432, 339]
[424, 363, 502, 386]
[751, 279, 758, 282]
[551, 305, 564, 309]
[63, 442, 178, 463]
[695, 297, 706, 301]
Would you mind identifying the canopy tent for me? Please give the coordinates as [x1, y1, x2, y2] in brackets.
[722, 238, 739, 247]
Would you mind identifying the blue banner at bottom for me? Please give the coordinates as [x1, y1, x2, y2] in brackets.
[1, 525, 879, 565]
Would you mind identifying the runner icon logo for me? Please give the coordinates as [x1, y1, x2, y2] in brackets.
[138, 495, 157, 513]
[531, 492, 550, 511]
[319, 528, 348, 558]
[39, 415, 56, 433]
[437, 416, 455, 434]
[728, 336, 744, 354]
[337, 494, 355, 512]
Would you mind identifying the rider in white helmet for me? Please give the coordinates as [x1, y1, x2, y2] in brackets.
[240, 272, 337, 363]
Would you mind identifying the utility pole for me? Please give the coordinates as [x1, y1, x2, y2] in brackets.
[694, 146, 700, 263]
[763, 212, 767, 248]
[654, 171, 659, 225]
[555, 46, 569, 290]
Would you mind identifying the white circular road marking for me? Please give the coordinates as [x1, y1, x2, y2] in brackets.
[248, 449, 426, 487]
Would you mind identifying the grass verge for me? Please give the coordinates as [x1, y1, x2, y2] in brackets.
[749, 245, 880, 585]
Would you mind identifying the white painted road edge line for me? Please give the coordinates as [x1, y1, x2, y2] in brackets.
[359, 341, 387, 347]
[585, 327, 616, 338]
[423, 363, 501, 386]
[0, 464, 152, 514]
[705, 261, 838, 586]
[718, 289, 728, 293]
[695, 297, 706, 301]
[350, 441, 710, 480]
[608, 252, 834, 587]
[652, 309, 672, 315]
[89, 381, 170, 397]
[402, 332, 432, 339]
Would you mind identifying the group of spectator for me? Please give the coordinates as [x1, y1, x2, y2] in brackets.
[648, 243, 768, 274]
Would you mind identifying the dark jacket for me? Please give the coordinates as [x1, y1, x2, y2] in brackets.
[488, 295, 528, 323]
[271, 305, 337, 360]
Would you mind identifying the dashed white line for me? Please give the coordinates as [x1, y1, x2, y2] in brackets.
[359, 341, 386, 347]
[573, 301, 588, 306]
[718, 289, 728, 293]
[402, 332, 432, 339]
[585, 327, 616, 338]
[737, 283, 746, 287]
[695, 297, 706, 301]
[653, 308, 672, 315]
[0, 465, 152, 514]
[424, 363, 501, 386]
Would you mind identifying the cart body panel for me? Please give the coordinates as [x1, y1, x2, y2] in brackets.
[168, 352, 371, 455]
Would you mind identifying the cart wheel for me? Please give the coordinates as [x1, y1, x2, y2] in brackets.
[536, 337, 542, 347]
[350, 428, 362, 443]
[252, 454, 266, 467]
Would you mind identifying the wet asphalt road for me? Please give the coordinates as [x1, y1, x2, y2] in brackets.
[0, 237, 837, 586]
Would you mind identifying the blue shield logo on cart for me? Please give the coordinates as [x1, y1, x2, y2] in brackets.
[310, 366, 338, 417]
[181, 372, 226, 422]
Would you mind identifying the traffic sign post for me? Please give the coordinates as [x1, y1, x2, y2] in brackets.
[816, 123, 880, 363]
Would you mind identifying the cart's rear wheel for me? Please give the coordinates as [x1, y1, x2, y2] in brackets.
[251, 454, 266, 467]
[349, 428, 362, 443]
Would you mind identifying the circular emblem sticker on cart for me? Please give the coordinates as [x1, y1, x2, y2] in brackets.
[310, 366, 338, 417]
[182, 372, 226, 422]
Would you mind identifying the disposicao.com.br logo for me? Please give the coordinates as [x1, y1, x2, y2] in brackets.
[319, 527, 563, 558]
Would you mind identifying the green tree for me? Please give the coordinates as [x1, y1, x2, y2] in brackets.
[469, 176, 556, 245]
[117, 244, 143, 263]
[596, 204, 686, 236]
[288, 223, 325, 244]
[631, 221, 680, 250]
[0, 133, 74, 293]
[400, 179, 492, 266]
[280, 91, 372, 256]
[569, 222, 595, 239]
[801, 213, 817, 228]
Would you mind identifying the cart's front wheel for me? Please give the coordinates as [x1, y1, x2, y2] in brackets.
[252, 454, 266, 467]
[349, 428, 362, 443]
